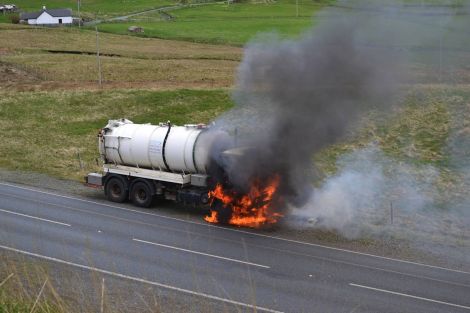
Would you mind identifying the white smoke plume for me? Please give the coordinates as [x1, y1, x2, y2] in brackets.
[289, 145, 469, 264]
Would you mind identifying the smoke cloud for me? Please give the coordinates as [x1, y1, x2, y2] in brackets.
[206, 1, 470, 262]
[213, 3, 407, 207]
[209, 2, 418, 213]
[283, 1, 470, 263]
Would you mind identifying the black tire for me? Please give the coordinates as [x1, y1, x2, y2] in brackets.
[130, 181, 153, 208]
[105, 176, 128, 203]
[211, 198, 232, 224]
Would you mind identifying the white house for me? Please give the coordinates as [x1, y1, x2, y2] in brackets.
[20, 6, 72, 25]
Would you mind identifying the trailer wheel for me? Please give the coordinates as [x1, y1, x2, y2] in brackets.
[130, 181, 153, 208]
[211, 198, 232, 224]
[105, 177, 128, 203]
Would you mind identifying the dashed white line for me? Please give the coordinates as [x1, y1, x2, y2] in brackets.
[349, 283, 470, 310]
[1, 182, 469, 276]
[2, 191, 467, 289]
[0, 208, 71, 227]
[0, 244, 283, 313]
[133, 238, 270, 269]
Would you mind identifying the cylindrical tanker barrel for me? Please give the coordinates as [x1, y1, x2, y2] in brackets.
[99, 119, 227, 174]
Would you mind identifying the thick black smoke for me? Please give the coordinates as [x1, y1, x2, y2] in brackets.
[205, 0, 470, 264]
[213, 10, 406, 208]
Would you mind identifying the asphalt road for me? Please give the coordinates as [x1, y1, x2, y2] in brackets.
[0, 182, 469, 313]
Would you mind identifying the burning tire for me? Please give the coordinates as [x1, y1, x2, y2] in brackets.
[210, 198, 232, 224]
[204, 176, 283, 227]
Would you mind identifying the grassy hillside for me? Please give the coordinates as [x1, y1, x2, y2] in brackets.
[315, 88, 454, 173]
[0, 85, 469, 189]
[98, 0, 329, 46]
[0, 89, 233, 180]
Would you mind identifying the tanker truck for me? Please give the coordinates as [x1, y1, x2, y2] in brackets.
[85, 119, 228, 208]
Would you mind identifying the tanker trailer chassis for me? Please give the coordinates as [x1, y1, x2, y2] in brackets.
[86, 164, 210, 208]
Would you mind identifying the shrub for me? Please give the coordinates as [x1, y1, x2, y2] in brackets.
[9, 14, 19, 24]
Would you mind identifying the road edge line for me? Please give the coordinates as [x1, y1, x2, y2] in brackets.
[0, 244, 283, 313]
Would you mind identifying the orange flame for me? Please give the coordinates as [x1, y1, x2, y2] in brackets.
[204, 175, 283, 228]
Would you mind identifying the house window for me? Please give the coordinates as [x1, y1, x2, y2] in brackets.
[59, 18, 62, 24]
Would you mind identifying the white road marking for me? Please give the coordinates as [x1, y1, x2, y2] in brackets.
[0, 244, 283, 313]
[289, 248, 470, 289]
[0, 208, 71, 227]
[2, 191, 468, 289]
[133, 238, 270, 269]
[349, 283, 470, 310]
[1, 182, 469, 276]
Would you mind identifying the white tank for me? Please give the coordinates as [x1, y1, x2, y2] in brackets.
[99, 119, 223, 174]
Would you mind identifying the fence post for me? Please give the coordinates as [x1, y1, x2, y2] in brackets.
[96, 26, 102, 87]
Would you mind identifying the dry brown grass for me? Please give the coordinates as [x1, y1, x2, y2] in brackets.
[0, 24, 242, 91]
[0, 24, 242, 60]
[3, 54, 238, 84]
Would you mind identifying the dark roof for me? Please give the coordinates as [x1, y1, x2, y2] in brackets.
[20, 8, 72, 20]
[19, 11, 39, 19]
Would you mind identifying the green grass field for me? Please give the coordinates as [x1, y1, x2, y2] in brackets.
[98, 0, 329, 45]
[4, 0, 178, 19]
